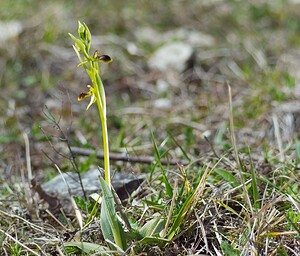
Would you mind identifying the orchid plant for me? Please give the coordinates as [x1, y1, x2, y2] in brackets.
[69, 22, 129, 252]
[69, 21, 112, 188]
[67, 22, 214, 253]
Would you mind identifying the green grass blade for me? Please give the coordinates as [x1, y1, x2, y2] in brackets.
[248, 150, 260, 210]
[168, 131, 191, 162]
[167, 159, 222, 240]
[167, 192, 194, 240]
[139, 236, 170, 245]
[215, 168, 239, 187]
[215, 200, 240, 217]
[151, 133, 173, 198]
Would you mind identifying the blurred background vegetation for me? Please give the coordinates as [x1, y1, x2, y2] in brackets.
[1, 0, 300, 175]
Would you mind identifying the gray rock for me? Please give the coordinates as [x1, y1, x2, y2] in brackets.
[42, 169, 101, 199]
[137, 27, 215, 72]
[148, 42, 193, 72]
[134, 27, 163, 45]
[135, 27, 215, 48]
[41, 169, 144, 211]
[164, 28, 215, 48]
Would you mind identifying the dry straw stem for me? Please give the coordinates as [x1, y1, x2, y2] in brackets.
[55, 164, 83, 230]
[272, 114, 285, 162]
[161, 178, 178, 237]
[227, 84, 253, 215]
[22, 132, 32, 181]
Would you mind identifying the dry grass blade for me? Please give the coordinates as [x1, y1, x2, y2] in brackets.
[228, 84, 253, 215]
[55, 164, 83, 230]
[0, 228, 40, 256]
[161, 178, 178, 238]
[272, 114, 285, 162]
[22, 132, 32, 181]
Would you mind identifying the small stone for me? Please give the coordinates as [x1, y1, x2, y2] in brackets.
[135, 27, 215, 48]
[156, 79, 169, 93]
[148, 42, 193, 72]
[0, 21, 23, 43]
[153, 98, 171, 109]
[134, 27, 162, 45]
[164, 28, 215, 47]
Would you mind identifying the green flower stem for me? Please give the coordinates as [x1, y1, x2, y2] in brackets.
[92, 58, 110, 188]
[69, 21, 112, 189]
[95, 81, 111, 188]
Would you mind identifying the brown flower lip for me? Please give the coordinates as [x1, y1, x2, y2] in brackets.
[97, 54, 112, 62]
[93, 50, 112, 63]
[78, 92, 89, 100]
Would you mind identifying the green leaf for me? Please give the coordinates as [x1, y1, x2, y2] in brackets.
[215, 168, 239, 187]
[64, 242, 109, 254]
[139, 236, 169, 245]
[69, 33, 84, 52]
[69, 33, 90, 60]
[139, 217, 165, 238]
[215, 199, 240, 217]
[99, 176, 127, 250]
[221, 240, 240, 256]
[100, 199, 114, 243]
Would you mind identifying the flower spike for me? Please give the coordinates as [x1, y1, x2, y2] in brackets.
[70, 21, 112, 189]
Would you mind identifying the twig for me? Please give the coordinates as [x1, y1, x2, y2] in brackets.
[70, 146, 190, 166]
[42, 105, 87, 200]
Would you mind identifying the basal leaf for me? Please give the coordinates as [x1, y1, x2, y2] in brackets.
[64, 242, 109, 254]
[139, 217, 166, 238]
[99, 176, 127, 250]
